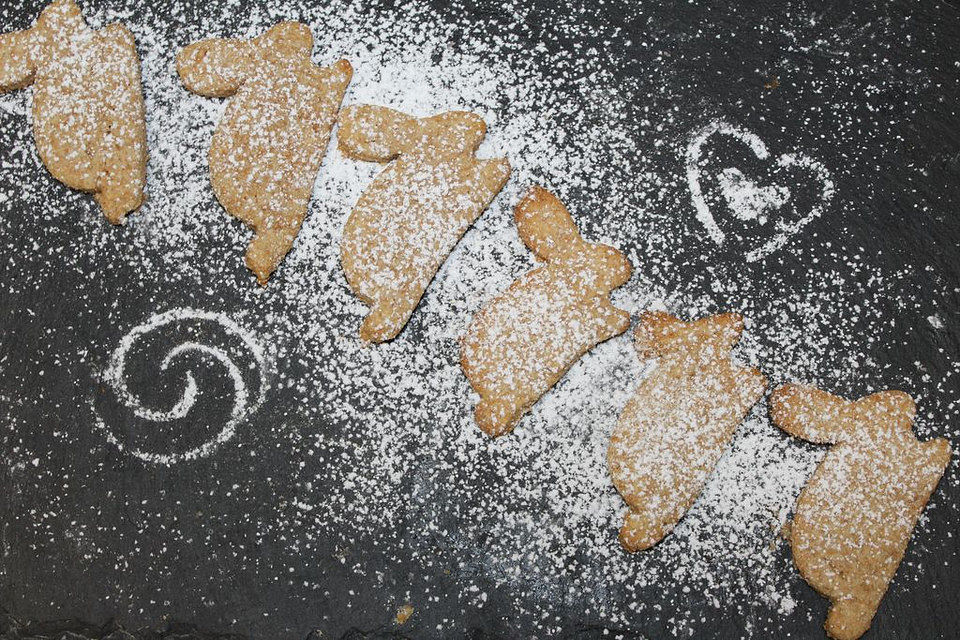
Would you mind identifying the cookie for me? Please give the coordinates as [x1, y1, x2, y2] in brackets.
[607, 312, 767, 551]
[177, 22, 351, 285]
[769, 384, 951, 640]
[0, 0, 146, 223]
[460, 186, 631, 437]
[338, 105, 510, 341]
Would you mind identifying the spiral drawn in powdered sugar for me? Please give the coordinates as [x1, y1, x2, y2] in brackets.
[92, 308, 267, 465]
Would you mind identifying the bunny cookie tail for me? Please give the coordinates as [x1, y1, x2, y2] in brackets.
[359, 302, 404, 343]
[358, 289, 422, 343]
[93, 24, 147, 224]
[825, 597, 878, 640]
[475, 395, 520, 438]
[95, 187, 141, 225]
[619, 510, 670, 552]
[246, 227, 296, 286]
[94, 135, 146, 224]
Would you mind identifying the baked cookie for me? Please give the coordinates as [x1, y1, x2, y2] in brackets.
[769, 385, 951, 640]
[607, 312, 766, 551]
[460, 186, 631, 437]
[177, 22, 351, 284]
[338, 105, 510, 342]
[0, 0, 146, 223]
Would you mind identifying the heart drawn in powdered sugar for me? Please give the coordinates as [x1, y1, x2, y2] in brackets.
[685, 120, 835, 262]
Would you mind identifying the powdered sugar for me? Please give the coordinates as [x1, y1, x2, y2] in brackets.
[685, 119, 835, 262]
[92, 307, 267, 465]
[0, 0, 956, 638]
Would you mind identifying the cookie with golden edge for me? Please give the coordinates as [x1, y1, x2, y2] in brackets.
[177, 22, 351, 285]
[0, 0, 146, 223]
[460, 186, 631, 437]
[607, 312, 767, 552]
[770, 384, 951, 640]
[338, 105, 510, 342]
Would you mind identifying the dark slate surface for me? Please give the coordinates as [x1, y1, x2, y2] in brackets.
[0, 0, 958, 639]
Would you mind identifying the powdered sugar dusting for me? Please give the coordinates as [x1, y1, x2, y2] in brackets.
[0, 0, 957, 637]
[92, 307, 267, 465]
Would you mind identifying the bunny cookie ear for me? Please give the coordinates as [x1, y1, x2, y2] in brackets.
[698, 312, 744, 352]
[851, 390, 916, 434]
[632, 312, 743, 360]
[0, 0, 73, 91]
[37, 0, 86, 33]
[419, 110, 488, 154]
[632, 311, 686, 359]
[177, 36, 255, 98]
[0, 27, 39, 92]
[338, 105, 418, 162]
[769, 384, 852, 444]
[771, 386, 919, 445]
[514, 186, 588, 263]
[255, 21, 313, 60]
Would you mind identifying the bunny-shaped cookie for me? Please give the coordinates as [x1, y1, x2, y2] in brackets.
[607, 312, 766, 551]
[338, 105, 511, 342]
[770, 385, 951, 640]
[460, 186, 631, 437]
[0, 0, 146, 223]
[178, 23, 352, 285]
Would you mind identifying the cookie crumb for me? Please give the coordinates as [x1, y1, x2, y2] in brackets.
[395, 604, 414, 625]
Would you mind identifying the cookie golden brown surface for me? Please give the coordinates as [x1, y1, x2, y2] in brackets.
[607, 312, 767, 552]
[769, 385, 951, 640]
[338, 105, 510, 342]
[0, 0, 147, 223]
[460, 186, 631, 437]
[177, 22, 351, 285]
